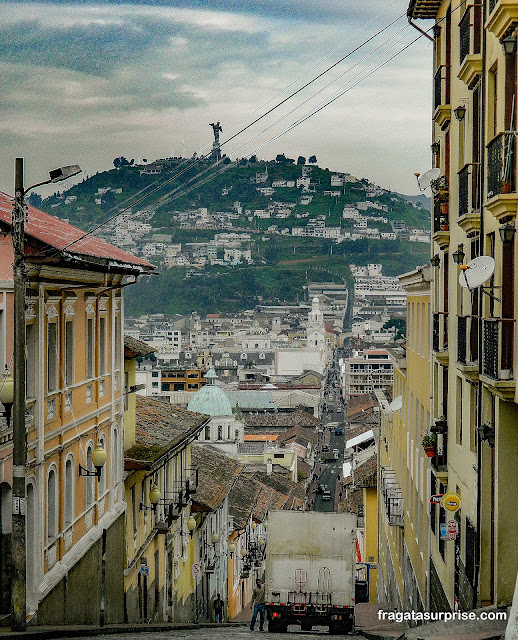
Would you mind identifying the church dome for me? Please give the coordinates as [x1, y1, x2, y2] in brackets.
[187, 367, 232, 416]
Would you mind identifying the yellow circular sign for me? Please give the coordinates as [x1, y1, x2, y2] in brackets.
[441, 493, 461, 512]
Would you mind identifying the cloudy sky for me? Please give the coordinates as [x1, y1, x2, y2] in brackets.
[0, 0, 433, 198]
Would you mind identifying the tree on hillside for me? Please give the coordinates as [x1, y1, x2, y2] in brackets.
[113, 156, 131, 169]
[249, 155, 257, 163]
[383, 318, 406, 340]
[297, 156, 306, 165]
[275, 153, 287, 163]
[308, 155, 317, 164]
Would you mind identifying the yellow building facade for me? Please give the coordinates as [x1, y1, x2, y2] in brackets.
[377, 265, 431, 612]
[0, 198, 154, 625]
[409, 0, 518, 610]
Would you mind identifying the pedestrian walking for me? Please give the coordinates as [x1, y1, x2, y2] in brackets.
[213, 593, 224, 623]
[250, 578, 265, 631]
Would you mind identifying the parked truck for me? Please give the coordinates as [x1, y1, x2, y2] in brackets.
[264, 510, 356, 634]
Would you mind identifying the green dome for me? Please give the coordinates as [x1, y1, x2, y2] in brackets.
[187, 367, 232, 416]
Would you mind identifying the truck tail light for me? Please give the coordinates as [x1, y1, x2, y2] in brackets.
[272, 612, 280, 618]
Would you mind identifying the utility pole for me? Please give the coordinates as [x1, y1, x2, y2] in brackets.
[12, 157, 27, 631]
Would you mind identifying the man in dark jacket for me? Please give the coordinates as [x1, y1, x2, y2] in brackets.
[250, 578, 265, 631]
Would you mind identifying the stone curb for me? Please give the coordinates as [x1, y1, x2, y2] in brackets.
[0, 622, 247, 638]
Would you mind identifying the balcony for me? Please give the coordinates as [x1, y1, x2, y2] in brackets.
[487, 0, 518, 40]
[381, 467, 404, 527]
[486, 133, 518, 221]
[433, 66, 451, 128]
[457, 315, 479, 380]
[480, 318, 515, 399]
[457, 165, 481, 234]
[433, 312, 449, 364]
[458, 3, 483, 87]
[433, 200, 451, 247]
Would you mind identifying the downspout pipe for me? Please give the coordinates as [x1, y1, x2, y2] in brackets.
[474, 0, 488, 611]
[408, 16, 435, 42]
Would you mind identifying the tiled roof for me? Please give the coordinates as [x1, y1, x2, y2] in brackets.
[125, 397, 208, 468]
[0, 192, 154, 270]
[124, 335, 155, 358]
[237, 442, 265, 455]
[346, 394, 378, 419]
[407, 0, 441, 19]
[228, 471, 304, 529]
[346, 423, 375, 442]
[353, 456, 377, 488]
[243, 434, 279, 442]
[191, 445, 243, 512]
[276, 425, 318, 447]
[244, 410, 319, 429]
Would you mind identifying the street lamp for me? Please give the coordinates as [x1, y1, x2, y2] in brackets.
[499, 220, 516, 243]
[79, 442, 107, 479]
[140, 484, 161, 512]
[453, 105, 466, 121]
[0, 366, 14, 427]
[11, 158, 82, 632]
[452, 246, 465, 264]
[502, 33, 518, 56]
[211, 532, 220, 545]
[430, 254, 441, 267]
[187, 514, 197, 537]
[228, 542, 236, 558]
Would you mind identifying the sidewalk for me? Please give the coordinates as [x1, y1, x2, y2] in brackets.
[0, 622, 247, 639]
[355, 603, 408, 640]
[354, 603, 509, 640]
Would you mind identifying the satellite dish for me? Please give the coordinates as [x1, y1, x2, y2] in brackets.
[416, 168, 441, 192]
[459, 256, 496, 290]
[389, 395, 402, 412]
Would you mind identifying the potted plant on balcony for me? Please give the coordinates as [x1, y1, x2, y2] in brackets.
[431, 176, 449, 217]
[431, 416, 447, 434]
[422, 433, 437, 457]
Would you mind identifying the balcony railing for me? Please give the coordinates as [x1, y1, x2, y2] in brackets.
[487, 133, 515, 198]
[483, 318, 514, 380]
[433, 312, 448, 353]
[459, 3, 482, 64]
[457, 315, 479, 365]
[458, 315, 467, 364]
[459, 9, 470, 63]
[433, 200, 443, 233]
[459, 164, 482, 218]
[380, 467, 404, 527]
[434, 67, 442, 111]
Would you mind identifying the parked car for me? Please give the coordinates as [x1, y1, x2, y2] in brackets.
[322, 491, 332, 501]
[322, 444, 330, 452]
[334, 427, 343, 435]
[336, 407, 342, 413]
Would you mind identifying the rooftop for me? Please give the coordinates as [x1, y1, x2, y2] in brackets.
[244, 410, 319, 429]
[191, 445, 243, 512]
[125, 396, 208, 469]
[124, 335, 155, 358]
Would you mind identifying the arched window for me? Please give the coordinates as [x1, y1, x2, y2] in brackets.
[217, 425, 223, 441]
[64, 457, 74, 527]
[86, 445, 94, 509]
[240, 353, 247, 360]
[204, 424, 211, 441]
[227, 425, 231, 440]
[47, 468, 57, 542]
[235, 429, 240, 441]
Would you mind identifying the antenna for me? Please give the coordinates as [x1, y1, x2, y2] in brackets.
[458, 256, 496, 292]
[389, 395, 402, 412]
[414, 168, 441, 192]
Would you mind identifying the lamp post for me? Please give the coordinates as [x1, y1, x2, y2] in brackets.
[11, 158, 81, 631]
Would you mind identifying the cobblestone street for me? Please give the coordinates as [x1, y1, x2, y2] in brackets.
[73, 626, 360, 640]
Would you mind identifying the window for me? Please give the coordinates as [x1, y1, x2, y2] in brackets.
[114, 317, 120, 369]
[131, 484, 137, 535]
[152, 371, 159, 378]
[86, 318, 95, 379]
[65, 320, 74, 386]
[47, 468, 57, 542]
[98, 436, 106, 496]
[152, 382, 159, 388]
[187, 373, 198, 379]
[217, 425, 223, 441]
[99, 316, 107, 376]
[64, 458, 74, 527]
[161, 383, 170, 391]
[113, 428, 120, 485]
[47, 322, 58, 392]
[26, 324, 35, 398]
[259, 353, 265, 360]
[86, 445, 94, 509]
[274, 453, 284, 459]
[205, 425, 211, 440]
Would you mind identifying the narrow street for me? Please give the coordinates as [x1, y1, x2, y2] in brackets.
[72, 626, 362, 639]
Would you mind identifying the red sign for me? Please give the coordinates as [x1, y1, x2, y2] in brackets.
[447, 520, 458, 540]
[429, 494, 444, 504]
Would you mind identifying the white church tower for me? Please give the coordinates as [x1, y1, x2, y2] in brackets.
[307, 296, 325, 348]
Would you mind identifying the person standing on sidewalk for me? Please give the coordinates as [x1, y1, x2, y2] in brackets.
[250, 578, 265, 631]
[213, 593, 224, 623]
